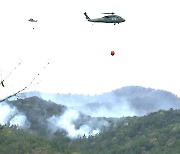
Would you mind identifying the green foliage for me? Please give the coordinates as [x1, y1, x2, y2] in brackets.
[0, 109, 180, 154]
[7, 97, 66, 136]
[72, 109, 180, 154]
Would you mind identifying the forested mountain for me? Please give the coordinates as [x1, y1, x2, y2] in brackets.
[0, 109, 180, 154]
[7, 97, 66, 135]
[0, 86, 180, 153]
[20, 86, 180, 118]
[73, 109, 180, 154]
[5, 97, 121, 137]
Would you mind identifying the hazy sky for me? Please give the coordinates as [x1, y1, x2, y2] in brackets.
[1, 0, 180, 97]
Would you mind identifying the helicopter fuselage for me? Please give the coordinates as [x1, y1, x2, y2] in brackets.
[89, 15, 125, 24]
[28, 18, 38, 22]
[84, 12, 125, 25]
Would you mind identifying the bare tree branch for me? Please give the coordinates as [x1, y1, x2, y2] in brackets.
[0, 62, 50, 103]
[0, 61, 22, 88]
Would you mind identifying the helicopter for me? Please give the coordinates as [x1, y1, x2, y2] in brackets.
[28, 18, 38, 22]
[84, 12, 125, 25]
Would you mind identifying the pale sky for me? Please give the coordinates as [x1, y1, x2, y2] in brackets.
[1, 0, 180, 97]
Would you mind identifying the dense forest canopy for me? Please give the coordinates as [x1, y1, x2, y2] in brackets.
[0, 109, 180, 153]
[0, 86, 180, 153]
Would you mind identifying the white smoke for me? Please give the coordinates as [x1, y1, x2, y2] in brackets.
[35, 86, 180, 118]
[9, 114, 30, 128]
[48, 108, 100, 138]
[27, 91, 137, 117]
[74, 97, 136, 118]
[17, 86, 180, 139]
[0, 102, 30, 129]
[0, 102, 17, 125]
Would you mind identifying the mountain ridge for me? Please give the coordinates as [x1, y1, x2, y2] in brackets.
[1, 86, 180, 138]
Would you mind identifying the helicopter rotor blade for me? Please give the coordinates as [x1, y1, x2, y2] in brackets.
[102, 12, 115, 15]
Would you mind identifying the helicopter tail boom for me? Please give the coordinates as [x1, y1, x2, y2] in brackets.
[84, 12, 90, 20]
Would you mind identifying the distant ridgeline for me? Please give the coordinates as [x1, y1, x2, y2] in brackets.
[0, 86, 179, 136]
[16, 86, 180, 116]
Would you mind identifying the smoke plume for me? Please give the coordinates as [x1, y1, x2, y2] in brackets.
[40, 86, 180, 117]
[10, 86, 180, 138]
[48, 108, 100, 138]
[0, 102, 30, 129]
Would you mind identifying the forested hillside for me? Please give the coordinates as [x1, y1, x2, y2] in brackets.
[5, 97, 121, 137]
[1, 87, 180, 153]
[7, 97, 66, 135]
[73, 109, 180, 154]
[0, 109, 180, 154]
